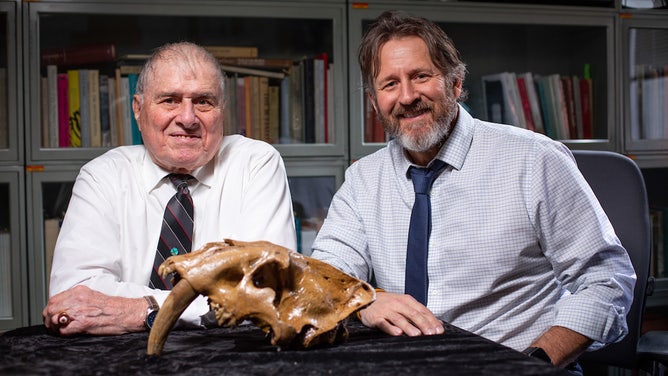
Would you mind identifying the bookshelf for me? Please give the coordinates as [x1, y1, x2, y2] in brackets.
[1, 0, 666, 331]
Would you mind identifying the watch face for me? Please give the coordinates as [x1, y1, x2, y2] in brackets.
[146, 310, 159, 330]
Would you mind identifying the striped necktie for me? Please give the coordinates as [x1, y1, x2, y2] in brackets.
[149, 174, 194, 289]
[405, 160, 446, 305]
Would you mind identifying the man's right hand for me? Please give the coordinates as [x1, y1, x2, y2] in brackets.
[357, 291, 444, 336]
[43, 285, 147, 336]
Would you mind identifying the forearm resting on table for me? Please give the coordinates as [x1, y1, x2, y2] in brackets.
[530, 325, 593, 367]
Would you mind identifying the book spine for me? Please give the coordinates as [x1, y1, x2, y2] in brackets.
[89, 70, 102, 147]
[67, 70, 81, 147]
[203, 46, 258, 58]
[57, 73, 70, 147]
[302, 57, 315, 143]
[107, 76, 118, 147]
[47, 65, 59, 148]
[99, 74, 111, 147]
[41, 43, 116, 66]
[279, 76, 291, 144]
[127, 73, 142, 145]
[78, 69, 90, 147]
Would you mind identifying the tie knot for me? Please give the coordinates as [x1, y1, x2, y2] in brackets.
[409, 160, 445, 195]
[168, 174, 193, 192]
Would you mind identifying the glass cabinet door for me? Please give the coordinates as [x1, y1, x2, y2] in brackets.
[348, 2, 616, 160]
[0, 168, 26, 331]
[25, 1, 347, 163]
[0, 0, 20, 163]
[26, 166, 79, 325]
[622, 14, 668, 166]
[284, 159, 344, 255]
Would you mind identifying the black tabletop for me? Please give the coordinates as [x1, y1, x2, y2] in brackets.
[0, 320, 570, 375]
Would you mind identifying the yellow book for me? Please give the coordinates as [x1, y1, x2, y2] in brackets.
[67, 70, 81, 147]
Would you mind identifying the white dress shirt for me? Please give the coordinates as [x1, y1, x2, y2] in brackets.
[50, 135, 297, 327]
[311, 105, 636, 351]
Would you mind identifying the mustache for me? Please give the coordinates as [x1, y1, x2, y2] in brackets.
[392, 101, 433, 118]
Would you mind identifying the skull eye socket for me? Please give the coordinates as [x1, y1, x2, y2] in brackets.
[251, 260, 286, 306]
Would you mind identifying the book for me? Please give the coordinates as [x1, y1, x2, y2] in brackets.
[218, 57, 293, 70]
[127, 73, 142, 145]
[119, 76, 133, 146]
[561, 76, 577, 139]
[99, 74, 111, 147]
[313, 56, 326, 143]
[481, 72, 526, 128]
[67, 70, 81, 147]
[46, 65, 60, 147]
[219, 64, 286, 80]
[290, 63, 304, 143]
[203, 46, 258, 58]
[268, 85, 280, 144]
[279, 76, 291, 143]
[579, 75, 594, 139]
[57, 73, 70, 147]
[236, 77, 247, 136]
[41, 43, 116, 66]
[517, 72, 545, 134]
[88, 69, 102, 147]
[41, 76, 49, 147]
[78, 69, 90, 147]
[516, 75, 536, 132]
[114, 68, 126, 146]
[572, 75, 584, 139]
[301, 57, 315, 143]
[223, 75, 237, 136]
[107, 76, 118, 147]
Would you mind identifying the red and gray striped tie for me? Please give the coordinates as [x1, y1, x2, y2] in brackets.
[149, 174, 194, 289]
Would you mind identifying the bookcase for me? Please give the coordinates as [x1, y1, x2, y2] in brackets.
[2, 0, 667, 332]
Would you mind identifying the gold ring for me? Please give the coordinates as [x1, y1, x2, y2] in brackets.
[58, 312, 70, 325]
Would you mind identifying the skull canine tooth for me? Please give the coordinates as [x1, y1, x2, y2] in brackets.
[146, 239, 376, 355]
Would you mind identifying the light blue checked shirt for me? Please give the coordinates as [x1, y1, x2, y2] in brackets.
[311, 105, 635, 352]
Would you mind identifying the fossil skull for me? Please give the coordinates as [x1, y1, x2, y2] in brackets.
[147, 239, 375, 355]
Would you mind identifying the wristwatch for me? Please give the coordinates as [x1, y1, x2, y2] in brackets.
[144, 295, 159, 331]
[522, 347, 552, 364]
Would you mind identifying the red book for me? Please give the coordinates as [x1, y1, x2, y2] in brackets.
[516, 76, 536, 131]
[579, 78, 593, 139]
[41, 43, 116, 67]
[57, 73, 70, 147]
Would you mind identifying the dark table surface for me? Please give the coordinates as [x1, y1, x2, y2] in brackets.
[0, 320, 570, 375]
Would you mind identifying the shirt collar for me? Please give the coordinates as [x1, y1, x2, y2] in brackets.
[391, 103, 475, 177]
[142, 149, 216, 193]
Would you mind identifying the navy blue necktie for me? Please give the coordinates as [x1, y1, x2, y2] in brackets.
[150, 174, 194, 289]
[405, 160, 446, 305]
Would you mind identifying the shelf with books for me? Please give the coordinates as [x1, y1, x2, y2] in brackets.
[0, 167, 27, 331]
[480, 69, 595, 141]
[622, 14, 668, 167]
[25, 1, 347, 163]
[0, 0, 20, 164]
[348, 1, 615, 160]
